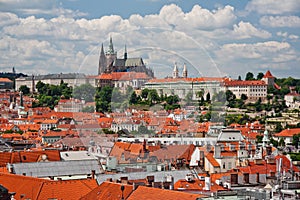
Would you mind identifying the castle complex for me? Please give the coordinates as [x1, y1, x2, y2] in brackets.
[98, 37, 154, 78]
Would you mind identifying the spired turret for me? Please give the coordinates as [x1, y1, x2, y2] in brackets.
[173, 62, 179, 79]
[182, 63, 187, 78]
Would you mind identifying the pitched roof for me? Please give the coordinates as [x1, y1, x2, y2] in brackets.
[274, 128, 300, 137]
[0, 78, 13, 83]
[263, 70, 275, 78]
[0, 172, 50, 199]
[224, 80, 266, 86]
[80, 181, 133, 200]
[127, 186, 205, 200]
[36, 179, 98, 200]
[206, 153, 220, 167]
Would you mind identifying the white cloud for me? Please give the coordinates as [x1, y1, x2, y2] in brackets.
[246, 0, 300, 15]
[0, 0, 87, 17]
[0, 3, 299, 78]
[260, 16, 300, 28]
[232, 21, 271, 39]
[216, 41, 296, 65]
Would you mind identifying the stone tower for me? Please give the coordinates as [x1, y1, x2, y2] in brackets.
[105, 36, 117, 72]
[173, 63, 179, 79]
[98, 43, 106, 75]
[182, 63, 187, 78]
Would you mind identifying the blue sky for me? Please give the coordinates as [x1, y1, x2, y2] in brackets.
[0, 0, 299, 79]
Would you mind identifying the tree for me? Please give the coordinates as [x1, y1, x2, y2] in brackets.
[138, 125, 150, 134]
[292, 133, 300, 149]
[206, 92, 211, 102]
[129, 92, 139, 105]
[141, 88, 149, 99]
[19, 85, 30, 95]
[245, 72, 254, 80]
[241, 94, 248, 101]
[238, 75, 242, 81]
[257, 72, 264, 80]
[95, 86, 113, 113]
[73, 83, 96, 102]
[148, 89, 160, 105]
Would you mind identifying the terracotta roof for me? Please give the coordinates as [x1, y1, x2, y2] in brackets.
[0, 150, 61, 167]
[36, 179, 98, 200]
[263, 70, 275, 78]
[0, 173, 97, 200]
[0, 172, 51, 199]
[206, 153, 220, 167]
[148, 77, 225, 83]
[274, 128, 300, 137]
[0, 78, 13, 83]
[224, 80, 266, 86]
[127, 186, 205, 200]
[80, 181, 133, 200]
[97, 72, 151, 81]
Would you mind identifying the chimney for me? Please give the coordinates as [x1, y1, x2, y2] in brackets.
[91, 170, 95, 179]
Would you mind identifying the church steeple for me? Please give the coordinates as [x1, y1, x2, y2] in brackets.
[107, 36, 115, 54]
[183, 63, 187, 78]
[173, 62, 179, 79]
[124, 45, 127, 60]
[98, 43, 106, 75]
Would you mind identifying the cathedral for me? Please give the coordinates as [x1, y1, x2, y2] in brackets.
[98, 37, 154, 77]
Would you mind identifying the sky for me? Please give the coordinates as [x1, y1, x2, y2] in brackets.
[0, 0, 300, 79]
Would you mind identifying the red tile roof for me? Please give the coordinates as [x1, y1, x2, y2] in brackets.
[224, 80, 266, 86]
[80, 181, 133, 200]
[0, 173, 97, 200]
[97, 72, 151, 81]
[274, 128, 300, 137]
[36, 179, 98, 200]
[127, 186, 205, 200]
[0, 78, 13, 83]
[263, 70, 275, 78]
[206, 153, 220, 167]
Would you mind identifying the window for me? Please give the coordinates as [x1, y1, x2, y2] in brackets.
[223, 163, 226, 169]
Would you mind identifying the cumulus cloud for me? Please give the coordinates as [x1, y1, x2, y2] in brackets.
[232, 21, 271, 39]
[0, 3, 299, 78]
[246, 0, 300, 15]
[0, 0, 87, 17]
[216, 41, 296, 63]
[260, 16, 300, 28]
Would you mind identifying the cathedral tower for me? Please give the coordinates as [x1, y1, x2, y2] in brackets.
[98, 43, 106, 75]
[173, 63, 179, 79]
[183, 63, 187, 78]
[105, 36, 117, 72]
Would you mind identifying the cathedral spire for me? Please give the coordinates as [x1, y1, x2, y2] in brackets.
[183, 63, 187, 78]
[173, 62, 179, 79]
[107, 36, 115, 54]
[124, 45, 127, 60]
[98, 43, 106, 75]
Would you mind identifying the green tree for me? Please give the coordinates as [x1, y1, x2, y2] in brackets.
[138, 125, 150, 134]
[241, 94, 248, 101]
[257, 72, 264, 80]
[148, 89, 160, 105]
[19, 85, 30, 95]
[95, 86, 113, 113]
[73, 83, 96, 102]
[206, 92, 211, 102]
[292, 133, 300, 149]
[245, 72, 254, 80]
[141, 88, 149, 99]
[129, 92, 139, 105]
